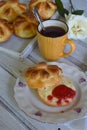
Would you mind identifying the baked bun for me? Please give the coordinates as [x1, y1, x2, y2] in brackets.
[0, 0, 26, 23]
[0, 19, 13, 43]
[29, 0, 57, 20]
[25, 62, 62, 88]
[13, 13, 38, 38]
[37, 76, 76, 106]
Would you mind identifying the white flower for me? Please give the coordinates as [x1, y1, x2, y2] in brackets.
[65, 14, 87, 40]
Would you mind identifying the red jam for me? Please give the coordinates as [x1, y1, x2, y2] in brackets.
[47, 84, 76, 105]
[47, 95, 53, 100]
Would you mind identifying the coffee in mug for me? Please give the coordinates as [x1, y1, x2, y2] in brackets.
[40, 26, 66, 37]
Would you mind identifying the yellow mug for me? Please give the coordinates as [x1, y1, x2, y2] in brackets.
[37, 19, 76, 61]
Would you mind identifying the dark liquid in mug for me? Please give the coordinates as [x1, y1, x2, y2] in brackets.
[40, 26, 66, 37]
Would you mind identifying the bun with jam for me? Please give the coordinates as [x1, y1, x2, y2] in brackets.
[25, 62, 76, 107]
[25, 62, 62, 89]
[37, 76, 76, 106]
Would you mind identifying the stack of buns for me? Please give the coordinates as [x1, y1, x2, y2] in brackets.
[0, 0, 27, 42]
[25, 62, 76, 107]
[0, 0, 57, 43]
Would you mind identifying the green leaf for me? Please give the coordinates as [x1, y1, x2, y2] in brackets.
[55, 0, 64, 9]
[72, 10, 84, 15]
[55, 0, 84, 17]
[55, 0, 69, 18]
[63, 8, 69, 15]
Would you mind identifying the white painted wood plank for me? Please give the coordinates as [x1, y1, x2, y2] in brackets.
[28, 42, 87, 70]
[0, 52, 35, 77]
[0, 35, 31, 53]
[0, 102, 28, 130]
[71, 40, 87, 66]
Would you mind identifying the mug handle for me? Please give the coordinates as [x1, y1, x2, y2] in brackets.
[61, 39, 76, 57]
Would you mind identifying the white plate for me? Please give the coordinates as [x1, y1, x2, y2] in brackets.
[14, 62, 87, 124]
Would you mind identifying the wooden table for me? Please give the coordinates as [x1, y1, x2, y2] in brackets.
[0, 0, 87, 130]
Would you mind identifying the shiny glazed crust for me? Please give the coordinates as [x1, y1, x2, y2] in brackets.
[25, 62, 62, 88]
[0, 0, 26, 23]
[29, 0, 57, 19]
[13, 13, 38, 38]
[0, 19, 13, 42]
[37, 76, 76, 106]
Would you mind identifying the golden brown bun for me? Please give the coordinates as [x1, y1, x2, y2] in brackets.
[13, 13, 38, 38]
[0, 0, 26, 23]
[37, 76, 76, 106]
[0, 19, 13, 43]
[25, 62, 62, 89]
[29, 0, 57, 20]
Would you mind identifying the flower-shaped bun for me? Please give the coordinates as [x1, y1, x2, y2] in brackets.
[29, 0, 57, 20]
[13, 13, 38, 38]
[25, 62, 62, 88]
[0, 19, 13, 43]
[0, 0, 26, 23]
